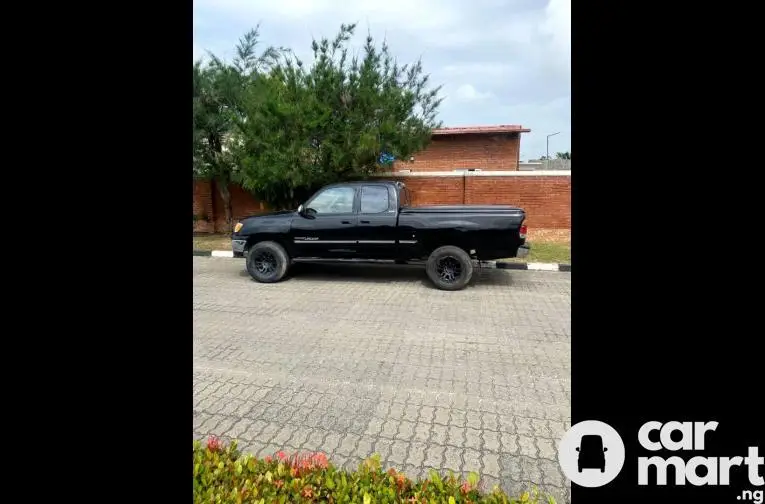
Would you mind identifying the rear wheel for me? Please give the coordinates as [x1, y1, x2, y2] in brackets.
[426, 245, 473, 291]
[245, 241, 290, 283]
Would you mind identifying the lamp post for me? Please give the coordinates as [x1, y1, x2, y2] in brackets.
[546, 132, 560, 169]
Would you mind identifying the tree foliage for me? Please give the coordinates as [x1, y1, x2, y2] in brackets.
[555, 151, 570, 160]
[192, 26, 282, 228]
[232, 23, 443, 209]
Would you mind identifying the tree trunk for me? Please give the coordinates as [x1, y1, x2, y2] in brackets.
[217, 181, 233, 233]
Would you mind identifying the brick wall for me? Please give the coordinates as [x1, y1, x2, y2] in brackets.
[388, 175, 570, 229]
[193, 180, 215, 233]
[211, 184, 267, 232]
[193, 173, 570, 232]
[395, 176, 466, 206]
[393, 133, 521, 172]
[193, 181, 268, 233]
[465, 176, 570, 228]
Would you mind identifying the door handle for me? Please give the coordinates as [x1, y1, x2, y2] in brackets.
[341, 220, 352, 224]
[360, 220, 370, 224]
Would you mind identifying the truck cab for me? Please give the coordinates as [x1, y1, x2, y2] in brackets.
[290, 181, 405, 260]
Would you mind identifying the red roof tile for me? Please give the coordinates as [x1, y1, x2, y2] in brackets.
[432, 124, 531, 135]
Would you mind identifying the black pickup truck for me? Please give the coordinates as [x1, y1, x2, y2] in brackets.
[231, 180, 529, 291]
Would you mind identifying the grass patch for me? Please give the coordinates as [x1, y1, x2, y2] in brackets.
[526, 228, 569, 244]
[503, 241, 570, 264]
[193, 233, 231, 251]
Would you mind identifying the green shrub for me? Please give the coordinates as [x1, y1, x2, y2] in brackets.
[193, 436, 557, 504]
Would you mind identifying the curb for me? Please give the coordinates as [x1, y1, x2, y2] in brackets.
[490, 261, 571, 272]
[193, 250, 570, 272]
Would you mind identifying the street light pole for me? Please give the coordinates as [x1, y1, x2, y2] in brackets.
[546, 132, 560, 169]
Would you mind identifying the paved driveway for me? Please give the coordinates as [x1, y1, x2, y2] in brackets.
[193, 257, 571, 502]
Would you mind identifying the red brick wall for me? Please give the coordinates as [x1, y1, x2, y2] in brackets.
[211, 184, 267, 232]
[193, 175, 570, 232]
[193, 181, 268, 233]
[393, 133, 520, 172]
[391, 175, 570, 229]
[465, 176, 570, 229]
[193, 180, 215, 233]
[395, 176, 466, 206]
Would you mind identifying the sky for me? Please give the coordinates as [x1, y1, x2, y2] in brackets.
[193, 0, 570, 160]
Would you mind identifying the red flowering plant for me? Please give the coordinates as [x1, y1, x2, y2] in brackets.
[205, 435, 223, 452]
[193, 437, 557, 503]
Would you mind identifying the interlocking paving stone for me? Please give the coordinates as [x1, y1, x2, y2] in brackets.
[193, 258, 571, 503]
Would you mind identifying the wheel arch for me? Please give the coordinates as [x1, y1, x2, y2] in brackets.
[245, 233, 295, 258]
[419, 231, 474, 257]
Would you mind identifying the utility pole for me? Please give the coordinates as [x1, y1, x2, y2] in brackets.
[546, 132, 560, 169]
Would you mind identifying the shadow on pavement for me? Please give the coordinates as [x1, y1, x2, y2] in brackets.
[237, 261, 515, 289]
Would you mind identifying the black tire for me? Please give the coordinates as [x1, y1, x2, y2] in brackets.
[426, 245, 473, 291]
[245, 241, 290, 283]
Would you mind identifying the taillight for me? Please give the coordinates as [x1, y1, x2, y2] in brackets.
[519, 224, 527, 239]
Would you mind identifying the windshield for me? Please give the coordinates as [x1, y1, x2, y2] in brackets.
[580, 435, 603, 450]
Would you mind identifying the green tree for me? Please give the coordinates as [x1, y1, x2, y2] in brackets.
[233, 23, 443, 209]
[555, 151, 571, 160]
[193, 27, 281, 230]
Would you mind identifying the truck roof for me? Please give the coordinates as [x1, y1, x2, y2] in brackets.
[322, 180, 404, 189]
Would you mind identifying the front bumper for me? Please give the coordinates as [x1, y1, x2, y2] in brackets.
[516, 242, 530, 258]
[232, 239, 247, 257]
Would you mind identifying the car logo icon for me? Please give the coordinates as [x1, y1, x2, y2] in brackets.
[558, 420, 625, 487]
[576, 434, 608, 472]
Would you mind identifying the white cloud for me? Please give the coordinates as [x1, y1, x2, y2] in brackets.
[442, 63, 516, 79]
[198, 0, 328, 18]
[195, 0, 463, 32]
[453, 84, 493, 102]
[539, 0, 571, 75]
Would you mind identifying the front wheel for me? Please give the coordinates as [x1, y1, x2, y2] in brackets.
[426, 245, 473, 291]
[245, 241, 290, 283]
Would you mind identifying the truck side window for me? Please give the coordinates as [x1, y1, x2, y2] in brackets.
[360, 186, 389, 214]
[387, 186, 398, 210]
[307, 186, 356, 214]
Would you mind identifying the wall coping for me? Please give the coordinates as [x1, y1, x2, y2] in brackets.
[373, 170, 571, 177]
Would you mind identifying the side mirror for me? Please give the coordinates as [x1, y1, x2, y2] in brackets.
[297, 204, 316, 219]
[575, 447, 580, 452]
[603, 447, 608, 452]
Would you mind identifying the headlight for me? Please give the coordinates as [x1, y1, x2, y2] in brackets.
[234, 222, 243, 233]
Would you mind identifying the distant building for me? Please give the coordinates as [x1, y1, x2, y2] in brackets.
[524, 158, 571, 171]
[393, 124, 530, 173]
